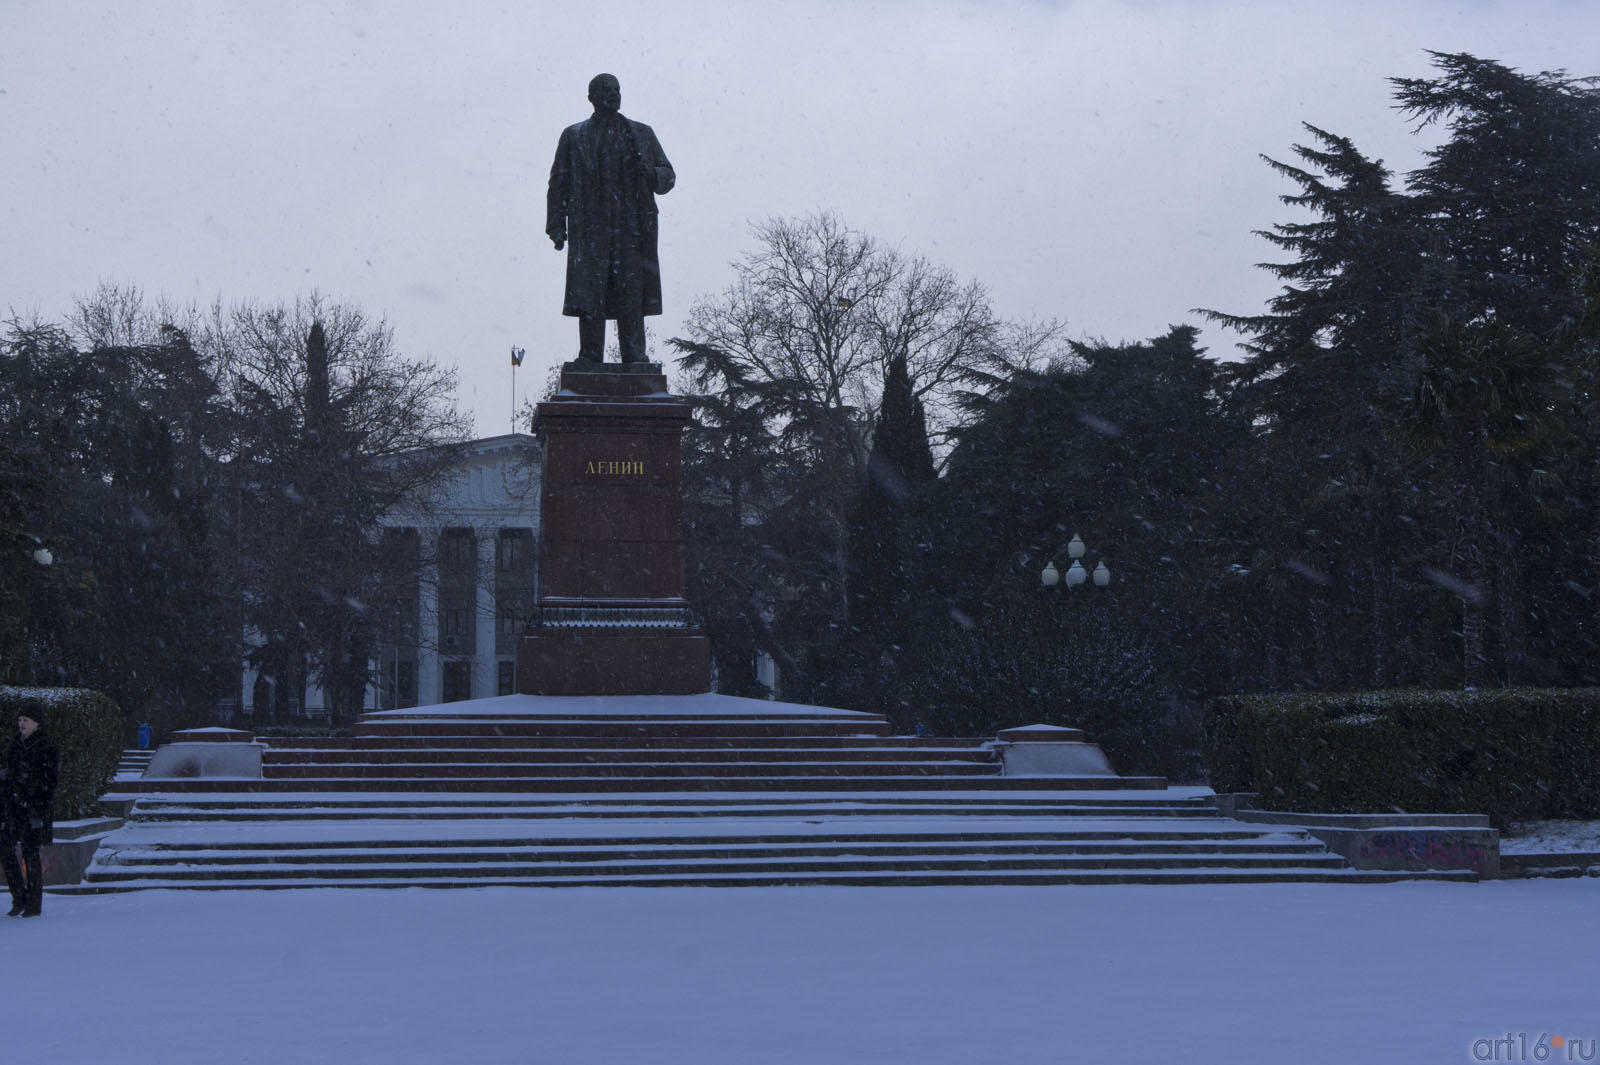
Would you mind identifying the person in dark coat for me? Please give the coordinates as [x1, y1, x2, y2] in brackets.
[2, 700, 59, 917]
[546, 73, 676, 364]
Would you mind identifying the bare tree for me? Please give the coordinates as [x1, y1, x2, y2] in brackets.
[672, 212, 1053, 699]
[678, 212, 1054, 444]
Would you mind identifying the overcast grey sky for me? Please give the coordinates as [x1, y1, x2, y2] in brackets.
[2, 1, 1594, 436]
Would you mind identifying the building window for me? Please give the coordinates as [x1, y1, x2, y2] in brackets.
[497, 660, 515, 696]
[442, 603, 471, 652]
[397, 661, 415, 707]
[442, 661, 472, 703]
[500, 532, 522, 570]
[445, 530, 475, 566]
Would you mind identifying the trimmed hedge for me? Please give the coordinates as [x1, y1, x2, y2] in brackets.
[1204, 688, 1600, 828]
[1, 685, 123, 821]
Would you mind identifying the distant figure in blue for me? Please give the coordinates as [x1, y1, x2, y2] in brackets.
[546, 73, 676, 364]
[1, 700, 59, 917]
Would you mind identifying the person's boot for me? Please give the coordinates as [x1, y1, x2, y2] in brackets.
[5, 902, 23, 917]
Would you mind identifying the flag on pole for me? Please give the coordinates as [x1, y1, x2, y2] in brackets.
[511, 346, 526, 366]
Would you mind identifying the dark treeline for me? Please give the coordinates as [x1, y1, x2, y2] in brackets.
[677, 53, 1600, 776]
[0, 293, 469, 735]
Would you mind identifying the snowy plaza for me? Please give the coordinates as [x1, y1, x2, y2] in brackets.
[9, 879, 1599, 1064]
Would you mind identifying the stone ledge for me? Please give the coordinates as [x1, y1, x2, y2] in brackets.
[995, 724, 1086, 743]
[1228, 809, 1497, 878]
[1232, 809, 1491, 829]
[50, 816, 124, 841]
[1500, 851, 1600, 879]
[169, 727, 256, 743]
[561, 360, 664, 374]
[145, 741, 265, 779]
[36, 822, 123, 886]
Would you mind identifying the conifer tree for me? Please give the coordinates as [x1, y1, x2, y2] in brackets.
[840, 354, 937, 714]
[1205, 51, 1600, 690]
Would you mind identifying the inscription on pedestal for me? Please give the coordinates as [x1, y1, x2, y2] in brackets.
[585, 460, 646, 475]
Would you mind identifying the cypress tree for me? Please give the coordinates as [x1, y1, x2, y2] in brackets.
[843, 354, 936, 711]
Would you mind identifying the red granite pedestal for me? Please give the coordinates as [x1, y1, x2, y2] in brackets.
[516, 362, 711, 695]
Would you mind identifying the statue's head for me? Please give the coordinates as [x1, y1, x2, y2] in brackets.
[588, 74, 621, 115]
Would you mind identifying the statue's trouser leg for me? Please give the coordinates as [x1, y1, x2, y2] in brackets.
[617, 314, 647, 363]
[577, 316, 606, 362]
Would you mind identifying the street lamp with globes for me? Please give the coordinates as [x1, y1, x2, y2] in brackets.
[1039, 533, 1110, 590]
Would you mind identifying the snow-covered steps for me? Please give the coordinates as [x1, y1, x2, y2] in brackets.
[109, 773, 1167, 793]
[113, 748, 154, 782]
[264, 743, 1003, 764]
[58, 869, 1481, 889]
[102, 793, 1222, 822]
[354, 695, 899, 740]
[129, 695, 1164, 792]
[65, 791, 1478, 890]
[262, 757, 1004, 779]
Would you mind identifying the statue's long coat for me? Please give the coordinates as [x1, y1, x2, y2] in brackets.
[546, 112, 675, 320]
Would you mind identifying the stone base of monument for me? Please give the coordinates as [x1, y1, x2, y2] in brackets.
[517, 626, 711, 696]
[144, 729, 264, 779]
[519, 360, 714, 695]
[993, 724, 1117, 776]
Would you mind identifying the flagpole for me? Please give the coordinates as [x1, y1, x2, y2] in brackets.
[510, 346, 526, 435]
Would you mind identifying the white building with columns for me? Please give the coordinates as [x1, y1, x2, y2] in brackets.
[238, 433, 543, 717]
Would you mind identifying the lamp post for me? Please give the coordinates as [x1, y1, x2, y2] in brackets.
[1040, 533, 1110, 590]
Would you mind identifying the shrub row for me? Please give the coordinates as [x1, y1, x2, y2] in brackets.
[1204, 688, 1600, 827]
[0, 685, 123, 821]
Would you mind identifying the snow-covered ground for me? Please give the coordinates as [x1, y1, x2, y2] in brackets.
[1503, 820, 1600, 855]
[11, 881, 1598, 1064]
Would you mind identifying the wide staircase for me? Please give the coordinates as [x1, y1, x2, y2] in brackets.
[105, 701, 1165, 793]
[69, 792, 1476, 890]
[72, 697, 1477, 890]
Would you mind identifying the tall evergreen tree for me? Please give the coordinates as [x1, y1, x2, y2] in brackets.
[848, 353, 936, 640]
[838, 354, 937, 716]
[1204, 52, 1600, 691]
[901, 325, 1236, 758]
[1396, 52, 1600, 338]
[0, 318, 236, 727]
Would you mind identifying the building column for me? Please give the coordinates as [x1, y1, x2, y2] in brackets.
[474, 526, 498, 699]
[417, 526, 440, 706]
